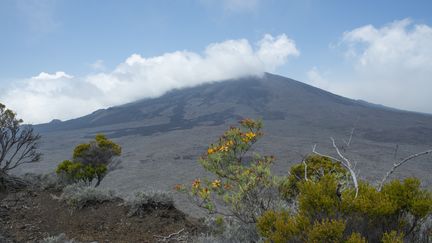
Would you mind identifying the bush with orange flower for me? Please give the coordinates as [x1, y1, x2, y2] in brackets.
[177, 119, 283, 224]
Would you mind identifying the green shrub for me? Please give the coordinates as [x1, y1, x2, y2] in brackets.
[257, 210, 309, 243]
[279, 155, 348, 200]
[307, 219, 346, 243]
[178, 119, 432, 242]
[381, 230, 404, 243]
[177, 119, 282, 225]
[56, 134, 121, 187]
[345, 232, 367, 243]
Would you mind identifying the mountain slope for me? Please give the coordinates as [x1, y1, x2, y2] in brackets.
[35, 73, 432, 145]
[20, 73, 432, 213]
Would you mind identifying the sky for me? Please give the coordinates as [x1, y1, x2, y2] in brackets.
[0, 0, 431, 124]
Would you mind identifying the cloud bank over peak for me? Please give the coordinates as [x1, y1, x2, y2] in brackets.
[1, 34, 299, 124]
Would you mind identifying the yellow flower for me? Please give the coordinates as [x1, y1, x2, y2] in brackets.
[245, 132, 256, 140]
[199, 187, 210, 199]
[207, 147, 215, 155]
[192, 178, 201, 189]
[225, 140, 234, 147]
[219, 145, 229, 152]
[212, 179, 221, 188]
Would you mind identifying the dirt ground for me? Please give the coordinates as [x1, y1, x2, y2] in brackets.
[0, 189, 203, 243]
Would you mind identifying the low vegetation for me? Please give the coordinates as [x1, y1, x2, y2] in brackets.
[54, 183, 117, 209]
[180, 119, 432, 242]
[1, 101, 431, 242]
[124, 190, 174, 217]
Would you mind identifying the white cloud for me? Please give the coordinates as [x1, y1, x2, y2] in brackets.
[324, 19, 432, 113]
[306, 67, 330, 90]
[1, 34, 299, 124]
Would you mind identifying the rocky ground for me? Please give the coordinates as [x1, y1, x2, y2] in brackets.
[0, 187, 203, 243]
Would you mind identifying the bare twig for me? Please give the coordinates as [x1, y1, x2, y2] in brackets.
[344, 127, 355, 147]
[303, 158, 308, 181]
[378, 149, 432, 191]
[312, 138, 359, 198]
[330, 137, 359, 198]
[154, 228, 185, 242]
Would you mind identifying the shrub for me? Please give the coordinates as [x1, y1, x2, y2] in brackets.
[0, 103, 41, 191]
[56, 183, 117, 209]
[22, 172, 67, 191]
[345, 232, 367, 243]
[177, 119, 283, 225]
[40, 233, 77, 243]
[56, 134, 121, 187]
[178, 119, 432, 242]
[279, 155, 349, 200]
[258, 167, 432, 242]
[381, 230, 404, 243]
[124, 190, 174, 217]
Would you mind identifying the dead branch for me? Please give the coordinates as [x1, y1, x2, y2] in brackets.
[378, 149, 432, 191]
[312, 138, 359, 198]
[343, 127, 355, 148]
[303, 158, 308, 181]
[154, 228, 185, 242]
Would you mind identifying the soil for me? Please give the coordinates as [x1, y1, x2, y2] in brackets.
[0, 188, 203, 243]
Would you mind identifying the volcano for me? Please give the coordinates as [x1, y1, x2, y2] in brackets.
[21, 73, 431, 199]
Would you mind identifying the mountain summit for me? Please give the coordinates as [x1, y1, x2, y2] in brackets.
[36, 73, 432, 145]
[26, 73, 432, 191]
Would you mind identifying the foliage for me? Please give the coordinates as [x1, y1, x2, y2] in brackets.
[177, 119, 432, 242]
[0, 103, 41, 173]
[257, 210, 309, 242]
[279, 155, 348, 199]
[40, 233, 77, 243]
[124, 190, 174, 217]
[56, 134, 121, 187]
[307, 219, 346, 243]
[259, 169, 432, 242]
[381, 230, 404, 243]
[177, 119, 282, 224]
[345, 232, 367, 243]
[56, 183, 117, 209]
[22, 172, 66, 191]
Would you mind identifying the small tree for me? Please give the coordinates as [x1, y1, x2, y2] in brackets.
[56, 134, 121, 187]
[177, 119, 282, 225]
[0, 103, 41, 189]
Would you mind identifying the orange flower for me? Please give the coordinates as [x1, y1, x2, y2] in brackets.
[174, 184, 183, 191]
[223, 183, 232, 190]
